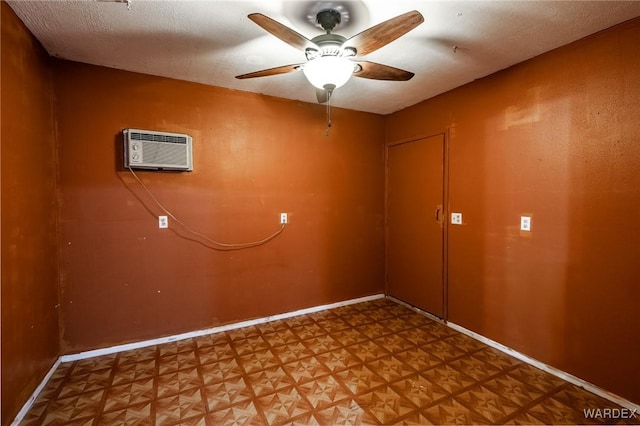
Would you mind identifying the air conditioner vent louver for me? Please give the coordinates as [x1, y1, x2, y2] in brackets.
[130, 132, 188, 145]
[124, 128, 193, 171]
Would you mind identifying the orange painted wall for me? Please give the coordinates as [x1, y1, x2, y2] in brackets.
[51, 60, 385, 354]
[1, 3, 61, 424]
[386, 18, 640, 404]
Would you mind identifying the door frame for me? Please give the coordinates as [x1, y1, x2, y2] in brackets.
[384, 131, 451, 320]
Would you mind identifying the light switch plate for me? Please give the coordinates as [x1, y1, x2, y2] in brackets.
[451, 212, 462, 225]
[520, 216, 531, 231]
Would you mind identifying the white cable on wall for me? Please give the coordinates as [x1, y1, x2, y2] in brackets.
[127, 166, 285, 250]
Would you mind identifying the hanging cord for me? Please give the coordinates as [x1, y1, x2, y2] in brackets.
[325, 85, 334, 137]
[127, 166, 285, 250]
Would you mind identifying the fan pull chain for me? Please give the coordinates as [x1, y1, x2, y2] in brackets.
[325, 88, 333, 137]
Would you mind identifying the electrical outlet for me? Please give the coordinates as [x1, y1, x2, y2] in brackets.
[280, 213, 288, 224]
[159, 216, 168, 229]
[520, 216, 531, 231]
[451, 212, 462, 225]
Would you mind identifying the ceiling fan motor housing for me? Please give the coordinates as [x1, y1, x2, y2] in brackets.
[306, 33, 352, 60]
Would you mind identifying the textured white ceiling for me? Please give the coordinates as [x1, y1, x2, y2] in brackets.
[7, 0, 640, 114]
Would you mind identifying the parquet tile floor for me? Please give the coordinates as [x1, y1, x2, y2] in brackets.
[20, 298, 637, 425]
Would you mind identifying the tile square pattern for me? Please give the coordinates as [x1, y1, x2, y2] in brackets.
[19, 298, 637, 425]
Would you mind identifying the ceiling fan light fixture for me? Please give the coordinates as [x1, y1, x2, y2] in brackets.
[303, 56, 354, 90]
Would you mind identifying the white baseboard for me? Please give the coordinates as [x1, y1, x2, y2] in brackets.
[60, 293, 385, 362]
[386, 296, 640, 413]
[10, 357, 61, 426]
[446, 321, 640, 413]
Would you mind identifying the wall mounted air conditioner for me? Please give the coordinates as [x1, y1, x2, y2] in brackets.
[124, 128, 193, 171]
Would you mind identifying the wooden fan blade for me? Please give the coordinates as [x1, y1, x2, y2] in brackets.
[248, 13, 318, 52]
[235, 64, 303, 79]
[343, 10, 424, 56]
[316, 88, 329, 104]
[353, 61, 415, 81]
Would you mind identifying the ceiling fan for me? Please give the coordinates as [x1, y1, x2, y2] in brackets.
[236, 8, 424, 104]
